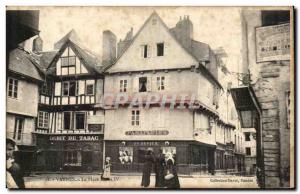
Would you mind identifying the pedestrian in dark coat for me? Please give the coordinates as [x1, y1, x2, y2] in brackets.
[155, 149, 165, 188]
[164, 153, 180, 189]
[141, 149, 154, 188]
[6, 138, 25, 189]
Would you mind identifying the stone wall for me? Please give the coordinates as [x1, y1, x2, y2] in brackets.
[253, 61, 290, 188]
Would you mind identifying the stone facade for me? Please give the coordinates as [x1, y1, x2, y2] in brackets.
[240, 9, 293, 188]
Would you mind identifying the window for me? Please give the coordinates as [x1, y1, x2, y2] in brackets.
[245, 132, 251, 141]
[157, 43, 164, 56]
[120, 80, 127, 92]
[75, 112, 85, 130]
[63, 82, 69, 96]
[62, 81, 76, 96]
[38, 111, 49, 128]
[157, 76, 165, 91]
[69, 81, 76, 96]
[63, 112, 72, 130]
[139, 77, 147, 92]
[8, 78, 18, 98]
[131, 110, 140, 126]
[14, 117, 24, 140]
[86, 84, 94, 95]
[246, 147, 251, 156]
[61, 56, 76, 66]
[64, 151, 81, 166]
[142, 45, 148, 58]
[61, 47, 76, 67]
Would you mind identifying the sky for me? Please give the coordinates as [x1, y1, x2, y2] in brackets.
[34, 7, 244, 74]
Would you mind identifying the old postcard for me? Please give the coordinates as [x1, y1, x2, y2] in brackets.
[5, 6, 295, 189]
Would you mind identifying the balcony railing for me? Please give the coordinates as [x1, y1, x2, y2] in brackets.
[53, 95, 95, 105]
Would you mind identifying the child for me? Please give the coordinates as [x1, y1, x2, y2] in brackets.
[101, 157, 111, 181]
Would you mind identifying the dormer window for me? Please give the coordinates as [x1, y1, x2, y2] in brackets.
[61, 47, 76, 67]
[157, 43, 164, 56]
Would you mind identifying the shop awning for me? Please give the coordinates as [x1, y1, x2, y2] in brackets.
[230, 86, 261, 128]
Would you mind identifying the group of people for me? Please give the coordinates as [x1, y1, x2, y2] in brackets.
[141, 148, 180, 189]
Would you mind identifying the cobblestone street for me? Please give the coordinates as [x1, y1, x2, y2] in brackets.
[24, 174, 259, 189]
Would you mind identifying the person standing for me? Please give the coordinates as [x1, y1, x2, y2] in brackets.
[164, 152, 180, 189]
[6, 138, 25, 189]
[155, 149, 165, 188]
[101, 157, 112, 181]
[141, 148, 154, 188]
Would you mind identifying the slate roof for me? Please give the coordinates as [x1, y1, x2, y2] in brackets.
[8, 48, 44, 81]
[190, 40, 210, 62]
[35, 51, 58, 74]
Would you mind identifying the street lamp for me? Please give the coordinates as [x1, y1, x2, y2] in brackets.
[239, 110, 256, 128]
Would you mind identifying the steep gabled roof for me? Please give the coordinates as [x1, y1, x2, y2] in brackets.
[54, 29, 80, 50]
[103, 11, 197, 71]
[103, 11, 223, 89]
[8, 47, 44, 81]
[46, 29, 102, 75]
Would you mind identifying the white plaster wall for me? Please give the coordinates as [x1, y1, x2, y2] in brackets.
[7, 78, 39, 117]
[104, 107, 194, 141]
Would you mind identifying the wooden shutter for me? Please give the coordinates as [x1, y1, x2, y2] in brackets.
[78, 80, 85, 95]
[133, 77, 139, 92]
[148, 45, 152, 58]
[147, 76, 152, 92]
[140, 46, 144, 58]
[55, 82, 61, 96]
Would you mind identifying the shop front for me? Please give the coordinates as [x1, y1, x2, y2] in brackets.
[105, 140, 215, 175]
[215, 144, 226, 174]
[35, 134, 103, 172]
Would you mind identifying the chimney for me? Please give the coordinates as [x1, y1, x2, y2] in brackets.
[171, 15, 193, 50]
[32, 36, 43, 54]
[102, 30, 117, 66]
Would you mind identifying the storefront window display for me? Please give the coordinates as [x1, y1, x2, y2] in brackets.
[119, 147, 133, 164]
[64, 151, 81, 166]
[162, 147, 176, 160]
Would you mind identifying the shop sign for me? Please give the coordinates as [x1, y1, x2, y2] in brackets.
[88, 124, 104, 133]
[256, 23, 290, 62]
[132, 141, 160, 146]
[125, 130, 169, 136]
[49, 135, 99, 141]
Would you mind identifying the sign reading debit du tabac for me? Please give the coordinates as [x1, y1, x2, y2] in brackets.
[49, 135, 99, 141]
[256, 23, 290, 62]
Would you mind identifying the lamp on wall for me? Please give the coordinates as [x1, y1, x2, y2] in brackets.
[239, 110, 256, 128]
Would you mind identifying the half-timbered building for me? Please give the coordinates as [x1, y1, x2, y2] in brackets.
[34, 30, 105, 172]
